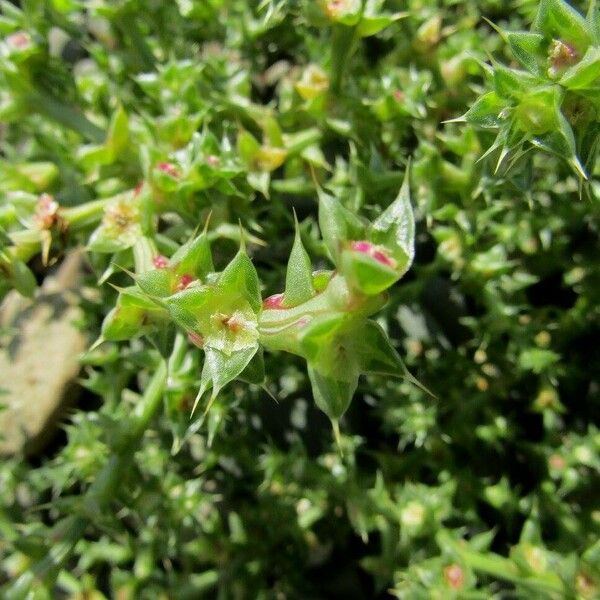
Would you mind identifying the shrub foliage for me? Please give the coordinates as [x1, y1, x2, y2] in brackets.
[0, 0, 599, 598]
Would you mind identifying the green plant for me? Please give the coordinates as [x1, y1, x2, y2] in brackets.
[1, 1, 599, 598]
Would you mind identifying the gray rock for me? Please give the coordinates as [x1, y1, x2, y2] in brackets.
[0, 251, 87, 455]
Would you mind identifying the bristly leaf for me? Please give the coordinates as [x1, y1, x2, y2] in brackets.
[170, 227, 214, 280]
[317, 186, 366, 265]
[136, 269, 177, 298]
[191, 345, 258, 417]
[533, 0, 593, 53]
[218, 247, 262, 313]
[460, 92, 510, 129]
[370, 166, 415, 278]
[307, 362, 359, 422]
[505, 31, 547, 76]
[284, 215, 314, 307]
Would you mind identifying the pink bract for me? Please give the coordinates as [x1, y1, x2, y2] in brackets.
[263, 293, 285, 309]
[157, 162, 180, 178]
[153, 255, 169, 269]
[177, 274, 195, 291]
[187, 332, 204, 348]
[350, 240, 396, 268]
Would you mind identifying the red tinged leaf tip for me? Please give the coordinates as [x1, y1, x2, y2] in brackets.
[187, 331, 204, 348]
[134, 181, 144, 195]
[153, 255, 169, 269]
[206, 154, 221, 167]
[263, 293, 285, 309]
[371, 249, 395, 267]
[157, 162, 180, 178]
[176, 273, 195, 291]
[350, 241, 397, 268]
[351, 241, 372, 253]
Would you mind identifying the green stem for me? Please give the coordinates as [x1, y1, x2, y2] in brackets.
[330, 25, 358, 96]
[457, 547, 566, 596]
[284, 127, 322, 157]
[62, 198, 111, 231]
[3, 360, 168, 600]
[28, 93, 105, 143]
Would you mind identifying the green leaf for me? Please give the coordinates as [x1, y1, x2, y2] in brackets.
[533, 0, 593, 53]
[170, 230, 214, 279]
[237, 130, 261, 164]
[193, 345, 258, 416]
[307, 362, 359, 421]
[515, 86, 561, 135]
[506, 31, 547, 75]
[247, 170, 271, 197]
[494, 65, 542, 99]
[11, 257, 36, 297]
[340, 249, 399, 295]
[299, 313, 347, 362]
[531, 109, 587, 178]
[560, 46, 600, 89]
[238, 347, 265, 385]
[136, 269, 177, 298]
[284, 218, 314, 307]
[101, 288, 164, 341]
[165, 286, 211, 331]
[105, 105, 129, 160]
[518, 348, 560, 373]
[317, 187, 366, 264]
[357, 12, 405, 38]
[218, 248, 262, 313]
[370, 167, 415, 276]
[461, 92, 509, 129]
[263, 115, 283, 147]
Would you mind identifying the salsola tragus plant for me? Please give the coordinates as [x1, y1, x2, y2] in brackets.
[461, 0, 600, 181]
[1, 0, 599, 598]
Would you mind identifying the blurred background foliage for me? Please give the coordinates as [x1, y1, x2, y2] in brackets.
[0, 0, 599, 598]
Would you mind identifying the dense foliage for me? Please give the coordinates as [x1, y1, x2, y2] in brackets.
[1, 0, 599, 598]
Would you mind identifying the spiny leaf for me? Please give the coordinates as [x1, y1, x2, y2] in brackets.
[284, 215, 314, 307]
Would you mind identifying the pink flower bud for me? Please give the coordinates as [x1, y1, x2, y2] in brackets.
[157, 162, 180, 178]
[7, 31, 31, 50]
[176, 273, 195, 291]
[393, 90, 404, 102]
[177, 274, 194, 289]
[134, 181, 144, 196]
[548, 40, 578, 78]
[153, 255, 169, 269]
[350, 240, 396, 268]
[187, 331, 204, 348]
[443, 564, 464, 590]
[263, 293, 285, 309]
[206, 154, 220, 167]
[34, 193, 60, 230]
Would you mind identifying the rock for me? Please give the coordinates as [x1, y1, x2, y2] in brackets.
[0, 251, 87, 455]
